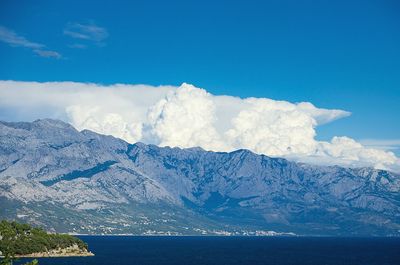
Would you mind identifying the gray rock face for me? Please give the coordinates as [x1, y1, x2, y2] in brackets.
[0, 119, 399, 236]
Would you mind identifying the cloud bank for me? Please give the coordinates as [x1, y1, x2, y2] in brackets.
[0, 81, 398, 172]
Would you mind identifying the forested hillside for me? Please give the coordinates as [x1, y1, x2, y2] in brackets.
[0, 220, 90, 258]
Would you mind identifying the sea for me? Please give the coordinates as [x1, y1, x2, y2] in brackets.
[17, 236, 400, 265]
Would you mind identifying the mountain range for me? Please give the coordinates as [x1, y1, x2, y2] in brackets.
[0, 119, 399, 236]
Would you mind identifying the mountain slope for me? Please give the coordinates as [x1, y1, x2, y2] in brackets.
[0, 119, 399, 236]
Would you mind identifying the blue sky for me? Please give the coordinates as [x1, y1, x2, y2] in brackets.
[0, 0, 399, 150]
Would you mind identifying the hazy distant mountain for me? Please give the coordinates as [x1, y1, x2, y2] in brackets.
[0, 119, 399, 236]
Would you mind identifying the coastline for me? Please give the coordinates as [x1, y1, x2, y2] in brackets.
[15, 252, 94, 258]
[14, 244, 94, 258]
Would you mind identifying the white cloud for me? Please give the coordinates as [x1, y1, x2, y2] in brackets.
[225, 98, 320, 156]
[0, 26, 61, 58]
[66, 105, 142, 143]
[0, 80, 398, 172]
[146, 83, 228, 150]
[33, 49, 62, 59]
[312, 137, 398, 171]
[359, 139, 400, 152]
[64, 22, 108, 46]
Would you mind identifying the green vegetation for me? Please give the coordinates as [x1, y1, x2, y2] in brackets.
[0, 220, 89, 263]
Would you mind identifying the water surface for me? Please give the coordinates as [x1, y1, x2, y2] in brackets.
[17, 236, 400, 265]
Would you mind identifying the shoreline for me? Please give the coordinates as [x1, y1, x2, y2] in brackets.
[15, 251, 94, 258]
[71, 234, 400, 238]
[15, 251, 95, 258]
[12, 244, 95, 258]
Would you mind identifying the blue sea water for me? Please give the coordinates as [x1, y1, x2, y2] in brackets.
[17, 236, 400, 265]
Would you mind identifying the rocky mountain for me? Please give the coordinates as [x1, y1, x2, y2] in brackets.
[0, 119, 399, 236]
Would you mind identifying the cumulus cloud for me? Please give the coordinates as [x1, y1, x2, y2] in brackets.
[0, 80, 398, 172]
[0, 26, 61, 59]
[146, 83, 227, 150]
[225, 98, 321, 156]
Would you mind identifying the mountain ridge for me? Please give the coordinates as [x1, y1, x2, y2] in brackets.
[0, 119, 399, 236]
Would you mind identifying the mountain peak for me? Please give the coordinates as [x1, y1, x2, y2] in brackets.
[32, 118, 76, 129]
